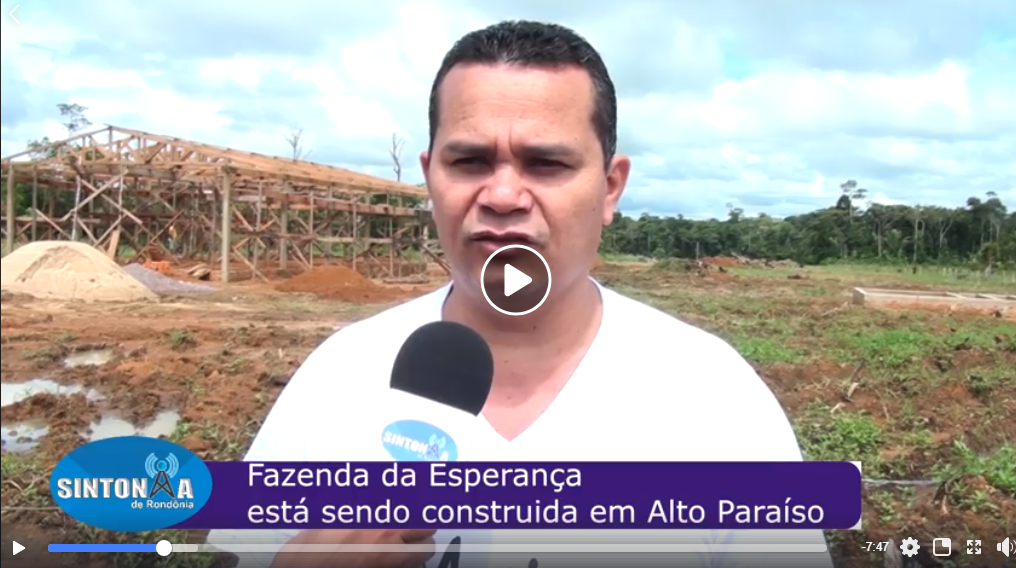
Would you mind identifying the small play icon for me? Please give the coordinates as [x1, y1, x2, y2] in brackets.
[480, 244, 552, 316]
[503, 263, 532, 297]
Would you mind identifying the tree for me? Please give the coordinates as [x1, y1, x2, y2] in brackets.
[20, 104, 93, 218]
[983, 191, 1006, 243]
[284, 127, 310, 160]
[865, 204, 892, 259]
[924, 206, 955, 260]
[57, 103, 91, 136]
[839, 179, 868, 223]
[910, 206, 924, 263]
[390, 133, 405, 182]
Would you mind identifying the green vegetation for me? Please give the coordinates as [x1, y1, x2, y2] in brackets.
[608, 261, 1014, 563]
[600, 180, 1014, 270]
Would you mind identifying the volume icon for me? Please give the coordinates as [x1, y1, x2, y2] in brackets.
[999, 537, 1013, 557]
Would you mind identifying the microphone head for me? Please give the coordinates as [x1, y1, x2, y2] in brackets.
[390, 321, 494, 416]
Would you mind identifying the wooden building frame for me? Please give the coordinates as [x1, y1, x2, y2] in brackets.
[1, 125, 446, 282]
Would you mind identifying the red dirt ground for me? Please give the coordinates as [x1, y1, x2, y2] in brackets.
[1, 260, 1012, 567]
[204, 259, 431, 283]
[274, 265, 421, 303]
[701, 256, 741, 268]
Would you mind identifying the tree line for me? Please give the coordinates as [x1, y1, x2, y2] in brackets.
[601, 181, 1015, 269]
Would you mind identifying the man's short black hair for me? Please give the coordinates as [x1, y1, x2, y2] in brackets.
[427, 20, 617, 164]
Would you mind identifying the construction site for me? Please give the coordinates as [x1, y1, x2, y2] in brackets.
[2, 128, 1014, 568]
[1, 125, 446, 286]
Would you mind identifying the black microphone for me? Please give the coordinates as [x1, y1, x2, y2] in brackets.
[379, 322, 494, 461]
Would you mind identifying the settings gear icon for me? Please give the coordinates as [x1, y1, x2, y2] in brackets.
[900, 537, 920, 557]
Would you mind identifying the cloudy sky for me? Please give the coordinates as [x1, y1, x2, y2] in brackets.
[2, 0, 1014, 219]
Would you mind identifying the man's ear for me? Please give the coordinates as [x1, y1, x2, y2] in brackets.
[420, 150, 431, 192]
[603, 154, 631, 225]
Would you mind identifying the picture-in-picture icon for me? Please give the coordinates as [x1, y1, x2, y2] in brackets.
[933, 538, 951, 556]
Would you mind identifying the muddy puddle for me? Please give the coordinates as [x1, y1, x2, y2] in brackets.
[87, 410, 181, 441]
[63, 348, 113, 368]
[2, 421, 50, 452]
[1, 377, 103, 406]
[2, 409, 181, 453]
[1, 371, 180, 452]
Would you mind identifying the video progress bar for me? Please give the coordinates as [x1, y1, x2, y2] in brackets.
[176, 543, 828, 554]
[50, 543, 163, 553]
[50, 540, 175, 556]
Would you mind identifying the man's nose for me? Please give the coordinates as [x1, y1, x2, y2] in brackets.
[477, 165, 533, 214]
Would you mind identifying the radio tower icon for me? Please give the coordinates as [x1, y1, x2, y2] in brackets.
[145, 453, 180, 499]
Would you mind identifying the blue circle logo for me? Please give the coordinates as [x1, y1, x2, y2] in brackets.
[50, 436, 213, 532]
[381, 420, 458, 461]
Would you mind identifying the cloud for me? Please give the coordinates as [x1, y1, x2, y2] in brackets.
[2, 0, 1013, 219]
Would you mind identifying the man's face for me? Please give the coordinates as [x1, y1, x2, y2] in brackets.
[422, 63, 629, 305]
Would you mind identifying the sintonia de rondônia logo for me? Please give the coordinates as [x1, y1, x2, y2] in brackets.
[50, 436, 213, 532]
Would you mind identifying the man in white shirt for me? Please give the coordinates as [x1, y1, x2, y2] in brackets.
[208, 20, 835, 568]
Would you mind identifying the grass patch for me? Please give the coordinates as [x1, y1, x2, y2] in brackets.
[831, 320, 1015, 368]
[931, 442, 1016, 519]
[837, 327, 944, 368]
[167, 328, 197, 349]
[796, 408, 885, 472]
[1, 451, 42, 481]
[1, 452, 50, 506]
[730, 336, 807, 364]
[964, 365, 1015, 397]
[933, 441, 1016, 496]
[170, 418, 261, 461]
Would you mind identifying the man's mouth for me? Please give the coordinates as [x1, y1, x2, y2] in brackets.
[469, 232, 537, 248]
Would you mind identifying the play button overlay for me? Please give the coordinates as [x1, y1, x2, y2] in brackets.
[503, 263, 532, 296]
[480, 244, 551, 316]
[13, 541, 24, 555]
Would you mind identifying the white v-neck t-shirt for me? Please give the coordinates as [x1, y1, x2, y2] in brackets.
[207, 281, 834, 567]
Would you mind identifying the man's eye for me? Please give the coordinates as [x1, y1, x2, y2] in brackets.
[453, 157, 486, 166]
[530, 158, 566, 169]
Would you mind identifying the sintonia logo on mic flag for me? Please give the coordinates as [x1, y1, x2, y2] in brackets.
[50, 436, 212, 532]
[382, 419, 458, 461]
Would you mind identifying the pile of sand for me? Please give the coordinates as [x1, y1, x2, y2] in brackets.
[1, 241, 157, 302]
[276, 265, 406, 303]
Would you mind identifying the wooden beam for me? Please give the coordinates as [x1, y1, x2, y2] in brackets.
[1, 126, 112, 161]
[5, 165, 14, 253]
[220, 170, 232, 282]
[31, 168, 38, 241]
[71, 175, 82, 240]
[279, 192, 288, 269]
